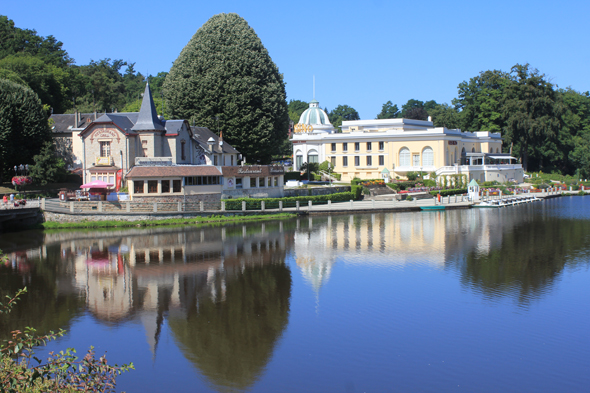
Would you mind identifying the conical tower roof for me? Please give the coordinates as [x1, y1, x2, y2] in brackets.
[131, 83, 165, 131]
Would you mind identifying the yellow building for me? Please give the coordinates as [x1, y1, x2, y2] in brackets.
[292, 116, 523, 183]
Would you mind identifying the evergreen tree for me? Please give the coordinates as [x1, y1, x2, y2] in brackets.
[0, 79, 52, 181]
[29, 141, 68, 185]
[376, 100, 399, 119]
[163, 13, 289, 164]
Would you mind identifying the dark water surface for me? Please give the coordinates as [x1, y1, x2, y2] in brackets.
[1, 197, 589, 392]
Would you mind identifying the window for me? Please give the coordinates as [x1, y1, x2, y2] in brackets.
[367, 142, 372, 151]
[183, 176, 220, 186]
[379, 155, 384, 166]
[331, 156, 336, 167]
[134, 180, 144, 194]
[367, 156, 372, 166]
[413, 154, 420, 167]
[213, 155, 218, 165]
[100, 141, 110, 157]
[173, 180, 181, 192]
[343, 143, 348, 152]
[296, 155, 303, 170]
[308, 154, 319, 163]
[109, 175, 115, 185]
[400, 148, 410, 167]
[343, 156, 348, 167]
[141, 140, 148, 157]
[181, 141, 186, 160]
[162, 180, 170, 193]
[274, 177, 278, 187]
[231, 155, 234, 165]
[355, 156, 360, 166]
[331, 143, 336, 152]
[250, 177, 257, 188]
[422, 147, 434, 166]
[355, 142, 360, 151]
[148, 180, 158, 193]
[379, 141, 384, 150]
[267, 177, 272, 187]
[236, 178, 243, 188]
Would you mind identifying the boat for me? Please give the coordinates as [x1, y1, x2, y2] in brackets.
[420, 205, 446, 211]
[473, 201, 500, 208]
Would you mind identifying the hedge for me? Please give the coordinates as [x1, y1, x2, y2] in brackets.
[223, 190, 359, 210]
[429, 188, 467, 197]
[387, 181, 418, 191]
[284, 171, 300, 181]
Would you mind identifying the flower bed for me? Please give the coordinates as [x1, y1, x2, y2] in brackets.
[11, 176, 32, 187]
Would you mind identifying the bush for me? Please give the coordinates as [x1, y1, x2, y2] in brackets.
[387, 181, 417, 191]
[406, 172, 418, 181]
[351, 177, 362, 186]
[0, 284, 133, 392]
[429, 188, 467, 197]
[362, 186, 370, 195]
[405, 195, 413, 201]
[351, 185, 362, 200]
[284, 171, 300, 181]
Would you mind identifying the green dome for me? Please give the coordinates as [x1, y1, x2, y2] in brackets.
[298, 100, 331, 125]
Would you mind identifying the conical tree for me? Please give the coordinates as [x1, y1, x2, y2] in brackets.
[163, 13, 289, 164]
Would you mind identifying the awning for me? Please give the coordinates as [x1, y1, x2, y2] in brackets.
[487, 155, 517, 160]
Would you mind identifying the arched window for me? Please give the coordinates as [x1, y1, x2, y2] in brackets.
[307, 149, 319, 163]
[489, 148, 493, 153]
[399, 147, 410, 167]
[496, 148, 499, 153]
[422, 147, 434, 166]
[471, 147, 475, 152]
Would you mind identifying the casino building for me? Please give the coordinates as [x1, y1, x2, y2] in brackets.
[291, 99, 523, 183]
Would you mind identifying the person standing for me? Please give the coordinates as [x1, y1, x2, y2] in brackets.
[10, 193, 14, 203]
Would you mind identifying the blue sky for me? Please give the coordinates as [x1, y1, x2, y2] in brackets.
[4, 0, 589, 118]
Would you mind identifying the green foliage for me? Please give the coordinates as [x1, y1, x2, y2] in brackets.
[288, 99, 308, 123]
[423, 179, 436, 187]
[429, 188, 467, 197]
[376, 100, 399, 119]
[284, 171, 300, 181]
[351, 185, 362, 200]
[351, 177, 362, 186]
[300, 162, 318, 180]
[386, 181, 418, 191]
[0, 79, 52, 181]
[428, 103, 461, 129]
[328, 105, 360, 130]
[29, 141, 68, 185]
[406, 171, 418, 181]
[0, 284, 133, 392]
[163, 13, 289, 164]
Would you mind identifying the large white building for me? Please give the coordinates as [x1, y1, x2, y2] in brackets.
[291, 106, 523, 183]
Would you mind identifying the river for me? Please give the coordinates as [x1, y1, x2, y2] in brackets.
[1, 197, 589, 392]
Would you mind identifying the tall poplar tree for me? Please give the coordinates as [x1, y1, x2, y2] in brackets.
[163, 13, 289, 164]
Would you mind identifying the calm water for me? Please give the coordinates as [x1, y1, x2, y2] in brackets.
[1, 197, 590, 392]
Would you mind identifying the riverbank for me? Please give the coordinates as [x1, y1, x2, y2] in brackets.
[38, 212, 297, 230]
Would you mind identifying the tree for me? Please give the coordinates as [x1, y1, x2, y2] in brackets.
[428, 103, 461, 129]
[288, 99, 308, 123]
[163, 13, 289, 164]
[503, 64, 563, 171]
[0, 79, 52, 182]
[453, 69, 511, 132]
[328, 104, 360, 130]
[376, 100, 399, 119]
[29, 141, 68, 185]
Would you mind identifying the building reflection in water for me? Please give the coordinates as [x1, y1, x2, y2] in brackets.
[53, 223, 293, 391]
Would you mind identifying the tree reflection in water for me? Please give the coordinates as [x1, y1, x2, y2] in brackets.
[168, 261, 291, 391]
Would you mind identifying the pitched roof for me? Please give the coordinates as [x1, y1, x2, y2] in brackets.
[191, 126, 240, 154]
[131, 83, 165, 131]
[50, 113, 97, 133]
[127, 165, 223, 178]
[94, 113, 139, 134]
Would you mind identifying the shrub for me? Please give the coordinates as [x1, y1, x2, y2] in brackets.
[0, 283, 133, 392]
[351, 177, 362, 186]
[429, 188, 467, 197]
[405, 195, 413, 201]
[284, 171, 300, 181]
[406, 172, 418, 181]
[351, 185, 362, 200]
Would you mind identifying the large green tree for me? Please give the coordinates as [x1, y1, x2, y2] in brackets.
[376, 100, 399, 119]
[288, 99, 308, 123]
[328, 104, 360, 130]
[0, 79, 52, 181]
[163, 13, 289, 163]
[503, 64, 563, 171]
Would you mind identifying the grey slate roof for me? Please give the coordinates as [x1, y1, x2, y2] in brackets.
[191, 126, 240, 154]
[50, 113, 97, 133]
[131, 83, 165, 131]
[94, 113, 139, 134]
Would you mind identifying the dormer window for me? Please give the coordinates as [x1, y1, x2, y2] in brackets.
[181, 141, 186, 160]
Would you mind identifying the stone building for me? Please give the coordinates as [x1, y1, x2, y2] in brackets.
[75, 83, 284, 202]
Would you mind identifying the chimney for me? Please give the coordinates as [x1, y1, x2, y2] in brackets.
[207, 137, 215, 153]
[219, 130, 223, 147]
[74, 109, 78, 128]
[428, 116, 432, 122]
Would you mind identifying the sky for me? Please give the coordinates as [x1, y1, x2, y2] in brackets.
[3, 0, 590, 119]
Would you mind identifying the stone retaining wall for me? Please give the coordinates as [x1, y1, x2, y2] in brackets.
[43, 210, 250, 223]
